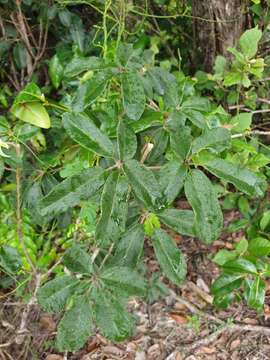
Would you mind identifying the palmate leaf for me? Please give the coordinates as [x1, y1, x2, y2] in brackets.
[121, 71, 146, 121]
[101, 266, 146, 296]
[37, 275, 79, 313]
[57, 295, 94, 352]
[184, 169, 223, 243]
[63, 244, 93, 274]
[94, 291, 135, 341]
[202, 158, 265, 197]
[191, 127, 231, 154]
[158, 161, 187, 205]
[117, 120, 137, 161]
[72, 70, 113, 112]
[95, 172, 129, 246]
[62, 112, 115, 157]
[123, 159, 165, 211]
[110, 224, 145, 268]
[151, 228, 187, 286]
[158, 208, 196, 237]
[40, 167, 105, 215]
[65, 56, 106, 77]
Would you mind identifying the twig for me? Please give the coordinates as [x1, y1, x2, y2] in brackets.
[15, 273, 42, 345]
[232, 130, 270, 138]
[140, 143, 154, 164]
[15, 144, 36, 272]
[186, 281, 213, 305]
[169, 290, 223, 325]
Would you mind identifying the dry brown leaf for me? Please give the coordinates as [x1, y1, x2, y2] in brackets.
[45, 355, 63, 360]
[169, 312, 188, 324]
[230, 339, 241, 350]
[40, 315, 56, 332]
[199, 346, 216, 354]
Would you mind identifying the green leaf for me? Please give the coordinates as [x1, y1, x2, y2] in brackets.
[239, 26, 262, 59]
[151, 228, 187, 285]
[244, 277, 265, 310]
[63, 244, 93, 274]
[101, 266, 146, 296]
[248, 237, 270, 257]
[11, 102, 50, 129]
[49, 54, 63, 89]
[37, 275, 79, 313]
[0, 245, 22, 274]
[13, 43, 27, 69]
[148, 68, 179, 107]
[146, 128, 169, 164]
[230, 113, 252, 133]
[65, 56, 105, 77]
[222, 258, 258, 275]
[191, 127, 231, 154]
[123, 159, 165, 211]
[181, 97, 210, 129]
[158, 208, 195, 237]
[212, 249, 238, 266]
[40, 168, 105, 215]
[201, 158, 265, 197]
[57, 295, 93, 351]
[12, 83, 43, 105]
[94, 292, 134, 341]
[235, 238, 249, 254]
[184, 169, 223, 243]
[62, 112, 115, 157]
[144, 213, 160, 236]
[122, 71, 146, 121]
[158, 162, 187, 205]
[211, 274, 244, 296]
[117, 121, 137, 161]
[111, 224, 145, 268]
[95, 172, 128, 246]
[72, 71, 112, 112]
[260, 210, 270, 231]
[169, 125, 192, 161]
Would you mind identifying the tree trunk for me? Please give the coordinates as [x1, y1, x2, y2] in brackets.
[192, 0, 246, 72]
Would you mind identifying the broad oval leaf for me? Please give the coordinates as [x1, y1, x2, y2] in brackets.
[239, 26, 262, 59]
[158, 208, 196, 237]
[244, 277, 265, 311]
[37, 275, 79, 313]
[169, 125, 192, 161]
[248, 237, 270, 257]
[184, 169, 223, 243]
[122, 71, 146, 121]
[202, 158, 265, 197]
[117, 121, 137, 161]
[151, 228, 187, 285]
[123, 159, 165, 211]
[49, 54, 63, 89]
[62, 112, 115, 157]
[40, 167, 105, 216]
[56, 295, 93, 351]
[11, 102, 51, 129]
[211, 274, 244, 296]
[222, 258, 258, 275]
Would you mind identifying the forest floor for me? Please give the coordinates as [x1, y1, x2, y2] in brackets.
[1, 208, 270, 360]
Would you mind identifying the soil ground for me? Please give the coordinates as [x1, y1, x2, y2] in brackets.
[1, 209, 270, 360]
